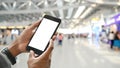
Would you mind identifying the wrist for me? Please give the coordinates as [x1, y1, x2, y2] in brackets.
[1, 47, 16, 65]
[8, 39, 21, 57]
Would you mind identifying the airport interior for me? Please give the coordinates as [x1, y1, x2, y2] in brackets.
[0, 0, 120, 68]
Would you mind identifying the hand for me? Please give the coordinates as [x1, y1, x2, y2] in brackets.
[8, 20, 57, 57]
[27, 39, 54, 68]
[8, 20, 40, 57]
[17, 21, 40, 52]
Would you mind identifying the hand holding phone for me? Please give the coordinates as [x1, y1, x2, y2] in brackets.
[27, 15, 61, 55]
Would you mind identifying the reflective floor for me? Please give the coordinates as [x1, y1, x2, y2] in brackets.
[51, 38, 120, 68]
[0, 37, 120, 68]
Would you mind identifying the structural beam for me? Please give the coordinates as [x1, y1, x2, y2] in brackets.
[57, 0, 64, 18]
[86, 0, 120, 6]
[0, 3, 90, 14]
[1, 2, 9, 10]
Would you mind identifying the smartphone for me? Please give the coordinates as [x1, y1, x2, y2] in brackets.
[27, 15, 61, 55]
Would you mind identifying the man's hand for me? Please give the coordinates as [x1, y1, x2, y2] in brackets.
[8, 20, 57, 57]
[8, 20, 40, 57]
[27, 39, 54, 68]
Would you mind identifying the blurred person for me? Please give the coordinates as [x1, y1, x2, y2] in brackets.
[113, 31, 120, 51]
[11, 28, 19, 40]
[0, 20, 56, 68]
[101, 25, 106, 31]
[3, 28, 13, 45]
[71, 33, 75, 39]
[58, 33, 63, 45]
[0, 31, 2, 45]
[0, 29, 5, 45]
[108, 31, 115, 49]
[100, 25, 107, 43]
[68, 34, 71, 39]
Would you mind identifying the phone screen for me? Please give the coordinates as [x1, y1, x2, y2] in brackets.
[28, 18, 59, 51]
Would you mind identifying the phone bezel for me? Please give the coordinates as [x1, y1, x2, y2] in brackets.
[26, 15, 61, 55]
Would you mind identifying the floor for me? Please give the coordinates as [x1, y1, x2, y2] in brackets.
[0, 37, 120, 68]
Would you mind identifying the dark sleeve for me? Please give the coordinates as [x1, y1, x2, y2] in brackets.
[0, 52, 11, 68]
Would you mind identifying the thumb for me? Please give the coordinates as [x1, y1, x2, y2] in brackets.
[29, 50, 35, 58]
[29, 20, 40, 30]
[38, 39, 54, 58]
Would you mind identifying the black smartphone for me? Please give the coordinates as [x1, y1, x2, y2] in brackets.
[27, 15, 61, 55]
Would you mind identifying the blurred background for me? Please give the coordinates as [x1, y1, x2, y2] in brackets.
[0, 0, 120, 68]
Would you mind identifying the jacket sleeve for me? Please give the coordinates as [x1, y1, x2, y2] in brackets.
[0, 52, 11, 68]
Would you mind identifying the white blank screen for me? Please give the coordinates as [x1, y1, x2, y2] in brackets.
[28, 18, 58, 51]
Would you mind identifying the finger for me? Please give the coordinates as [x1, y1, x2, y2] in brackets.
[29, 50, 35, 58]
[39, 39, 54, 58]
[52, 35, 56, 41]
[52, 32, 58, 41]
[49, 53, 52, 59]
[29, 20, 41, 30]
[54, 32, 58, 36]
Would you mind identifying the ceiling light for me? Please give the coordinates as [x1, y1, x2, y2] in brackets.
[70, 23, 74, 28]
[64, 0, 76, 2]
[73, 6, 86, 18]
[81, 1, 85, 3]
[28, 1, 32, 6]
[80, 7, 93, 19]
[91, 4, 97, 7]
[117, 3, 120, 5]
[96, 0, 104, 4]
[0, 26, 7, 29]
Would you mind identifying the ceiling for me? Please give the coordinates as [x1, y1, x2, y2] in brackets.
[0, 0, 120, 28]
